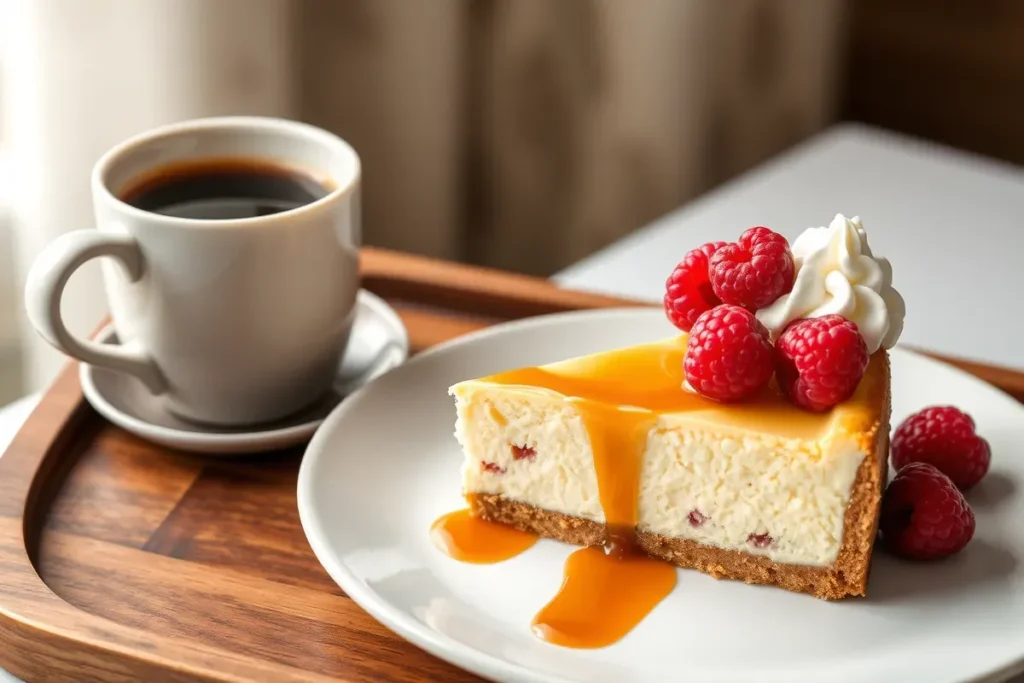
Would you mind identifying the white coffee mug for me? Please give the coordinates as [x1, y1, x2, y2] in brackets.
[25, 116, 361, 426]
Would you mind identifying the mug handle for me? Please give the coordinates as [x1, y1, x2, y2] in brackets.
[24, 230, 167, 394]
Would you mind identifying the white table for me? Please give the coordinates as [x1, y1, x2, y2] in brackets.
[2, 122, 1023, 682]
[556, 122, 1024, 373]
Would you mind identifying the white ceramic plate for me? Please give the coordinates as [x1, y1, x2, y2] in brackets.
[298, 308, 1024, 683]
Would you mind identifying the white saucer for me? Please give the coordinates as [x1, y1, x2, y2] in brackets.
[81, 289, 409, 455]
[298, 307, 1024, 683]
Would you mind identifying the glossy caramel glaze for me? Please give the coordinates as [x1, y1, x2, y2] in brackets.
[430, 508, 536, 563]
[532, 546, 676, 648]
[482, 336, 885, 441]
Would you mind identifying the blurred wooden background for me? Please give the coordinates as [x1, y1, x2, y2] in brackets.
[2, 0, 1023, 397]
[844, 0, 1024, 165]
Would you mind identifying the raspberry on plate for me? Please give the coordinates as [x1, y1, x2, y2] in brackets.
[664, 241, 728, 332]
[684, 304, 774, 402]
[891, 406, 991, 490]
[775, 315, 869, 412]
[708, 227, 794, 310]
[879, 462, 976, 560]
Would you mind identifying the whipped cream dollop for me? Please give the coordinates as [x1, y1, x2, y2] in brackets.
[756, 214, 905, 354]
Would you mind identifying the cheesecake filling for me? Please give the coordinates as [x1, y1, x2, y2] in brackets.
[638, 427, 863, 565]
[455, 388, 866, 566]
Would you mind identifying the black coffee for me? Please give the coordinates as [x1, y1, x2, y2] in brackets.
[119, 158, 331, 220]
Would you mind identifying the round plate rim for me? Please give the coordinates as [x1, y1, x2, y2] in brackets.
[298, 306, 1024, 683]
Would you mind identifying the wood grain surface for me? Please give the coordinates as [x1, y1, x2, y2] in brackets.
[844, 0, 1024, 165]
[1, 247, 1022, 682]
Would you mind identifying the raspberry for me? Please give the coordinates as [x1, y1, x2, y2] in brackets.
[684, 305, 774, 402]
[775, 315, 868, 412]
[879, 462, 975, 560]
[747, 532, 773, 549]
[481, 461, 506, 474]
[708, 227, 794, 310]
[511, 444, 536, 461]
[688, 510, 707, 528]
[664, 241, 728, 332]
[891, 406, 990, 490]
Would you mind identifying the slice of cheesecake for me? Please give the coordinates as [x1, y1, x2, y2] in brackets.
[450, 335, 890, 600]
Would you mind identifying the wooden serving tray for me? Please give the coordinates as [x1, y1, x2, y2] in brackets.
[1, 248, 1023, 683]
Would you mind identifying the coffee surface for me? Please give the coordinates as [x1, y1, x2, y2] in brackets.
[119, 158, 329, 220]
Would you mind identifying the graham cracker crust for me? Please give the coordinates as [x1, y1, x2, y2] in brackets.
[470, 358, 891, 600]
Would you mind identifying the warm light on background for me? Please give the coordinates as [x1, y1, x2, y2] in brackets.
[0, 0, 1022, 399]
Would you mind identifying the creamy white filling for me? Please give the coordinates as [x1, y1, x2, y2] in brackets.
[456, 390, 603, 521]
[454, 386, 866, 567]
[638, 428, 863, 565]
